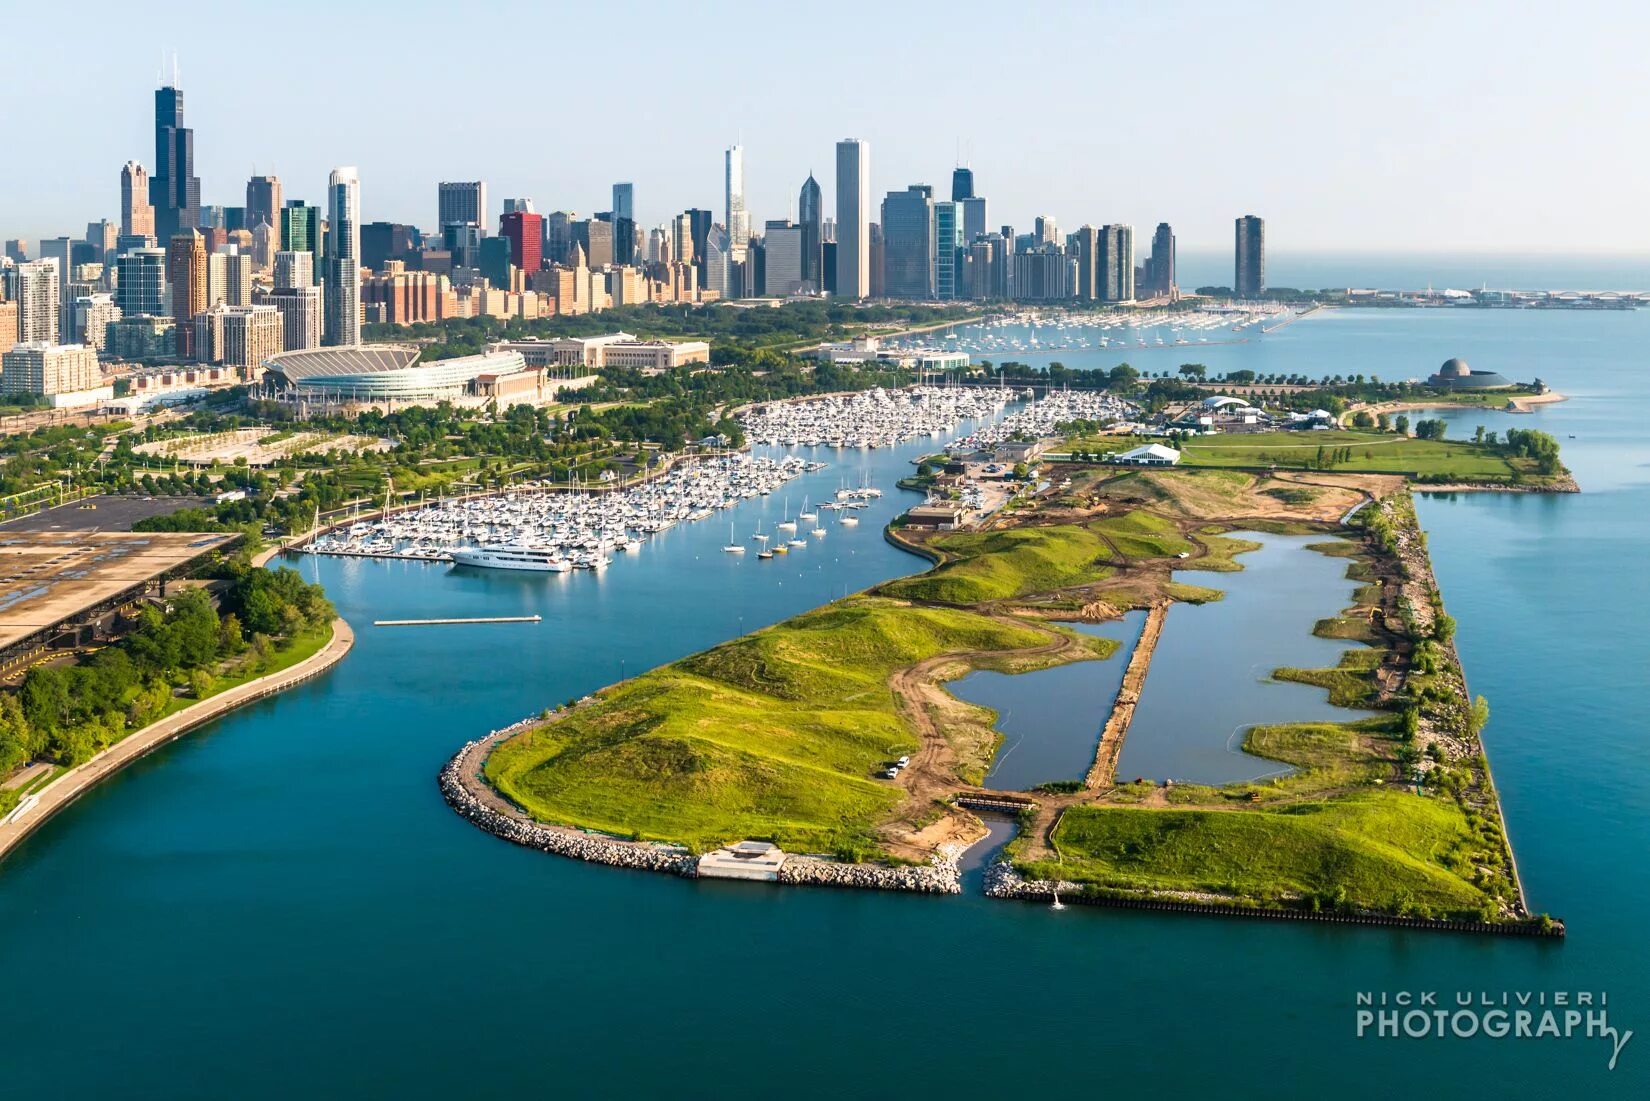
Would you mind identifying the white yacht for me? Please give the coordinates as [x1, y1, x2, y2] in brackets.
[451, 545, 570, 572]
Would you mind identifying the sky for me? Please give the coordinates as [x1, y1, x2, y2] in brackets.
[2, 0, 1647, 256]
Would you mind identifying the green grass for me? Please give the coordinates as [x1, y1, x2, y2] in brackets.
[1089, 510, 1192, 559]
[1022, 793, 1495, 917]
[1275, 647, 1386, 708]
[1183, 532, 1262, 572]
[880, 523, 1116, 605]
[485, 597, 1051, 854]
[1175, 430, 1523, 481]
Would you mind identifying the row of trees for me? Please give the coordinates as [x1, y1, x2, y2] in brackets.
[0, 567, 333, 775]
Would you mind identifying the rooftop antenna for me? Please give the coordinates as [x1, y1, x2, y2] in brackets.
[172, 52, 180, 88]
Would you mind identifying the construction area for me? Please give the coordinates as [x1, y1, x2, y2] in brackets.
[0, 531, 236, 676]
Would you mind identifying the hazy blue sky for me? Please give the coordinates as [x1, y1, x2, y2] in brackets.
[2, 0, 1645, 253]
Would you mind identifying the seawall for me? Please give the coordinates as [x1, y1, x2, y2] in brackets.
[440, 726, 960, 893]
[982, 864, 1563, 938]
[0, 617, 354, 864]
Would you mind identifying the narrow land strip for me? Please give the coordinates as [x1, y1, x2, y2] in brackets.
[0, 617, 354, 863]
[1085, 600, 1169, 789]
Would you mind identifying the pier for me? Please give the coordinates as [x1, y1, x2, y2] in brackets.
[1085, 600, 1170, 788]
[373, 616, 542, 627]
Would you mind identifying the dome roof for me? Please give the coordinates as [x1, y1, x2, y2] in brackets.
[1439, 357, 1470, 377]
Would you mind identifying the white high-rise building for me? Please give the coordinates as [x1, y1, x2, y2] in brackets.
[704, 225, 730, 300]
[265, 285, 322, 352]
[274, 250, 314, 291]
[325, 167, 361, 346]
[13, 259, 61, 344]
[725, 145, 749, 245]
[835, 139, 870, 299]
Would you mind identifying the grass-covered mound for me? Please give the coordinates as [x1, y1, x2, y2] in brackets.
[1024, 792, 1495, 918]
[881, 523, 1116, 605]
[1089, 510, 1193, 559]
[485, 597, 1050, 855]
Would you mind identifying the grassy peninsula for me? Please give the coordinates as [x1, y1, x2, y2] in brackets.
[477, 435, 1539, 925]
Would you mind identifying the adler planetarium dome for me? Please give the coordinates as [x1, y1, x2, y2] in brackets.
[1426, 357, 1513, 390]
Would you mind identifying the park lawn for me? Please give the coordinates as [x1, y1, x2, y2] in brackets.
[881, 523, 1116, 605]
[486, 597, 1050, 854]
[1023, 792, 1494, 917]
[1177, 431, 1520, 480]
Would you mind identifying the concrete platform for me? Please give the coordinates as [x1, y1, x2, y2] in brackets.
[697, 841, 788, 881]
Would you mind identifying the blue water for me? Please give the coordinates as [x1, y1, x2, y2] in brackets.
[1173, 249, 1650, 293]
[950, 613, 1145, 791]
[0, 308, 1646, 1097]
[1115, 532, 1378, 786]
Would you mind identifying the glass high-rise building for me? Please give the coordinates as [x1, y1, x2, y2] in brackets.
[797, 174, 823, 293]
[951, 167, 974, 201]
[150, 79, 201, 241]
[834, 139, 870, 299]
[612, 183, 634, 223]
[279, 202, 323, 284]
[324, 167, 361, 347]
[246, 176, 282, 232]
[724, 147, 748, 244]
[1235, 215, 1266, 298]
[1146, 222, 1176, 298]
[115, 248, 168, 317]
[881, 185, 935, 300]
[934, 201, 963, 300]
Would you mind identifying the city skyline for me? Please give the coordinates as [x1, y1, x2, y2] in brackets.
[2, 1, 1647, 253]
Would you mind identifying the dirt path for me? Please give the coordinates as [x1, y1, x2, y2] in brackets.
[0, 618, 354, 864]
[1084, 600, 1169, 788]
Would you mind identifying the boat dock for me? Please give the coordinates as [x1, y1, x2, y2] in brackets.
[373, 616, 543, 627]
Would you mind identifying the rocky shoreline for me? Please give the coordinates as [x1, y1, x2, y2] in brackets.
[440, 729, 962, 894]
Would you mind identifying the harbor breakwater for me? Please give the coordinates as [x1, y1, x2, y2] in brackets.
[440, 727, 961, 893]
[981, 863, 1563, 937]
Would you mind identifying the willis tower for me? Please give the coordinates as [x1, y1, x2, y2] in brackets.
[151, 64, 201, 241]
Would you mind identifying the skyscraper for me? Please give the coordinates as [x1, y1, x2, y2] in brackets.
[502, 198, 536, 215]
[325, 167, 361, 346]
[951, 167, 974, 201]
[686, 209, 712, 278]
[762, 221, 803, 297]
[881, 185, 935, 299]
[798, 174, 823, 294]
[500, 211, 544, 275]
[115, 248, 168, 316]
[724, 146, 749, 244]
[1099, 224, 1134, 302]
[1235, 215, 1266, 298]
[36, 239, 74, 341]
[121, 162, 155, 238]
[438, 182, 487, 232]
[246, 175, 283, 231]
[279, 201, 322, 281]
[1075, 225, 1099, 301]
[835, 139, 870, 299]
[273, 250, 314, 291]
[612, 183, 634, 223]
[1146, 222, 1176, 298]
[545, 212, 577, 267]
[934, 201, 962, 300]
[13, 260, 61, 344]
[167, 230, 206, 357]
[150, 75, 201, 241]
[1034, 215, 1059, 245]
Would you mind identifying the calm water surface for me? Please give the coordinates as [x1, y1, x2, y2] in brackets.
[950, 613, 1144, 791]
[0, 308, 1646, 1097]
[1115, 532, 1377, 785]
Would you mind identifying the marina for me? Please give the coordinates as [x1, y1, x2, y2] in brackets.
[738, 384, 1016, 448]
[301, 453, 823, 570]
[882, 305, 1298, 360]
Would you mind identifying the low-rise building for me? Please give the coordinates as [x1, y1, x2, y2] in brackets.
[1, 342, 113, 407]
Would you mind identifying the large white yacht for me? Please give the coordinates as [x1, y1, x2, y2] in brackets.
[450, 545, 570, 572]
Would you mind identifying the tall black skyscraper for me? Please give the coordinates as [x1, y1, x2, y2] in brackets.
[150, 77, 201, 242]
[798, 174, 823, 292]
[951, 167, 974, 201]
[1146, 222, 1177, 297]
[1235, 215, 1265, 298]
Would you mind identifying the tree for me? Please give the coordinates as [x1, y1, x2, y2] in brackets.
[1395, 414, 1410, 436]
[1177, 363, 1207, 380]
[1470, 695, 1491, 736]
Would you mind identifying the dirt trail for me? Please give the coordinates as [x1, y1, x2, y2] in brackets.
[1084, 600, 1169, 789]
